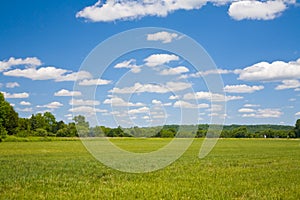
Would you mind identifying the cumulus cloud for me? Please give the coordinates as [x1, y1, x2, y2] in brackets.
[147, 31, 181, 43]
[114, 59, 141, 73]
[228, 0, 290, 20]
[69, 99, 100, 106]
[244, 104, 260, 108]
[169, 95, 180, 100]
[295, 112, 300, 116]
[128, 106, 150, 114]
[76, 0, 207, 22]
[4, 66, 67, 80]
[20, 101, 31, 106]
[144, 54, 179, 67]
[103, 97, 145, 107]
[56, 71, 92, 82]
[181, 69, 233, 79]
[173, 100, 209, 109]
[183, 91, 243, 102]
[76, 0, 295, 23]
[54, 89, 82, 97]
[17, 107, 33, 112]
[160, 66, 189, 75]
[224, 84, 264, 93]
[78, 78, 112, 86]
[37, 101, 63, 109]
[151, 99, 172, 106]
[242, 108, 282, 118]
[4, 66, 92, 82]
[110, 81, 191, 94]
[6, 82, 20, 88]
[275, 80, 300, 90]
[238, 108, 255, 113]
[0, 57, 42, 72]
[2, 91, 29, 99]
[69, 106, 107, 113]
[237, 58, 300, 82]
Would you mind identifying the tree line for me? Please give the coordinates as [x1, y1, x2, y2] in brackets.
[1, 92, 300, 140]
[0, 92, 132, 140]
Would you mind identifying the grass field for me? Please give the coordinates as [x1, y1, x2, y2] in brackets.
[0, 138, 300, 199]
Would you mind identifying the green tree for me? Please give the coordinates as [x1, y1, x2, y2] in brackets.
[43, 112, 57, 133]
[295, 119, 300, 138]
[154, 128, 176, 138]
[0, 92, 18, 135]
[73, 115, 89, 137]
[196, 127, 207, 138]
[233, 126, 248, 138]
[73, 115, 89, 128]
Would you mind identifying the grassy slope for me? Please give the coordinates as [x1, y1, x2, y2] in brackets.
[0, 138, 299, 199]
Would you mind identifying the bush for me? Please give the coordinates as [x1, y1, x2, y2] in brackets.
[35, 128, 47, 137]
[0, 125, 8, 140]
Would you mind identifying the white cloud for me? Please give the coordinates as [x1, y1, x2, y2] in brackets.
[183, 91, 243, 102]
[20, 101, 31, 106]
[76, 0, 294, 22]
[144, 54, 179, 67]
[238, 108, 255, 113]
[169, 95, 180, 100]
[244, 104, 260, 108]
[173, 100, 209, 109]
[242, 108, 282, 118]
[208, 113, 227, 118]
[76, 0, 207, 22]
[69, 106, 107, 113]
[237, 58, 300, 82]
[4, 66, 68, 80]
[37, 101, 63, 109]
[56, 71, 92, 82]
[151, 99, 160, 104]
[6, 82, 20, 88]
[110, 81, 191, 94]
[152, 99, 172, 106]
[289, 98, 296, 102]
[142, 115, 150, 120]
[3, 65, 91, 82]
[70, 99, 100, 106]
[17, 107, 33, 112]
[79, 78, 112, 86]
[160, 66, 189, 75]
[181, 69, 233, 79]
[224, 84, 264, 93]
[228, 0, 290, 20]
[128, 107, 150, 114]
[147, 31, 180, 43]
[0, 57, 42, 72]
[152, 114, 166, 119]
[114, 59, 141, 73]
[103, 97, 145, 107]
[275, 80, 300, 90]
[2, 91, 29, 99]
[295, 112, 300, 116]
[54, 89, 82, 97]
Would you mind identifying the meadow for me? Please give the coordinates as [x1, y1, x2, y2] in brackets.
[0, 138, 300, 199]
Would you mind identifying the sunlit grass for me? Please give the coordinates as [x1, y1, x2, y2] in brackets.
[0, 138, 299, 199]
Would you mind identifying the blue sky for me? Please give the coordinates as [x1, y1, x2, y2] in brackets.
[0, 0, 300, 127]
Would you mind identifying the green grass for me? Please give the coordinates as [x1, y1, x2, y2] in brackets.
[0, 138, 300, 199]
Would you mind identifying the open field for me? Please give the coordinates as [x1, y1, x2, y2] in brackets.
[0, 138, 300, 199]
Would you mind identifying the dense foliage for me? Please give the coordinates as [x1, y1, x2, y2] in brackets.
[0, 92, 299, 139]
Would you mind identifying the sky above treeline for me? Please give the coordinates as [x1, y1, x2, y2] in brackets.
[0, 0, 300, 127]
